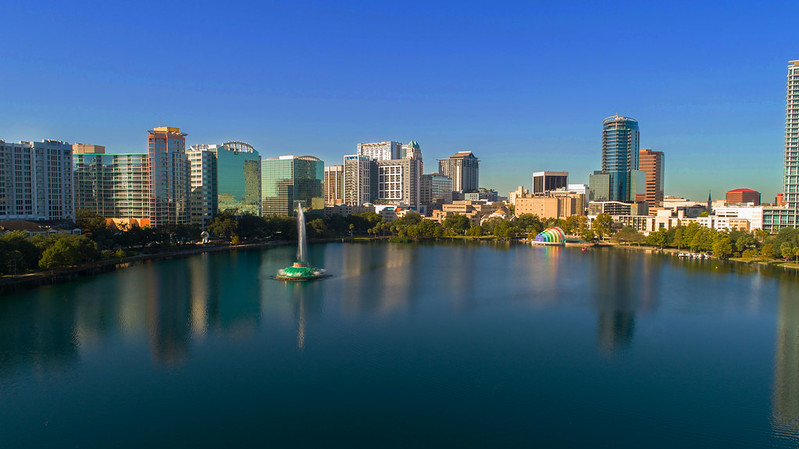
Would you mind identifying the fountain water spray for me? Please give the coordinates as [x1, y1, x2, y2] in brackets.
[296, 203, 307, 264]
[275, 203, 326, 281]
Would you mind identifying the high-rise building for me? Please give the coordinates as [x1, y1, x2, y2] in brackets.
[357, 141, 401, 161]
[438, 151, 479, 193]
[376, 158, 422, 207]
[420, 174, 453, 209]
[629, 169, 647, 203]
[401, 141, 423, 168]
[213, 142, 261, 216]
[785, 60, 799, 217]
[588, 170, 611, 202]
[602, 115, 640, 201]
[261, 155, 324, 215]
[73, 152, 149, 219]
[639, 149, 664, 207]
[0, 139, 74, 221]
[532, 171, 568, 195]
[148, 126, 190, 227]
[324, 165, 344, 206]
[343, 155, 377, 206]
[765, 60, 799, 231]
[187, 145, 218, 227]
[189, 142, 261, 218]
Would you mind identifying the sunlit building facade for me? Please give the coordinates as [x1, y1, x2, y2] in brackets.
[148, 126, 190, 227]
[602, 115, 640, 202]
[343, 155, 377, 206]
[324, 164, 344, 206]
[187, 145, 217, 227]
[73, 152, 149, 219]
[261, 155, 324, 215]
[0, 139, 74, 221]
[765, 60, 799, 230]
[438, 151, 479, 193]
[639, 149, 664, 208]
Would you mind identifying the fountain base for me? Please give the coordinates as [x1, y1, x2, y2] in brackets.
[276, 262, 327, 281]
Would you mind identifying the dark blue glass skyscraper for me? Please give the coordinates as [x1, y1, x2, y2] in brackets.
[602, 115, 640, 201]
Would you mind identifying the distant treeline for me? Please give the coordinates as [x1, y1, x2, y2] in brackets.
[3, 209, 798, 275]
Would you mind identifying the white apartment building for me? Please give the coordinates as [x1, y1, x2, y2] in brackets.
[187, 145, 218, 227]
[357, 141, 401, 161]
[0, 139, 74, 221]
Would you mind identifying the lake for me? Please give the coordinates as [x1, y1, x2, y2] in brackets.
[1, 242, 799, 448]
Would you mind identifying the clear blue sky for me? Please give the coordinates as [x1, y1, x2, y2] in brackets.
[1, 1, 796, 201]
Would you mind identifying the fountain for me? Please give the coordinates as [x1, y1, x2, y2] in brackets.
[275, 203, 327, 281]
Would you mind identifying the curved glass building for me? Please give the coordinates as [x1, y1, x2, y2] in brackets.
[602, 116, 640, 202]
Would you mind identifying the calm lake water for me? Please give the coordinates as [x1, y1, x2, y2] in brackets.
[2, 242, 799, 448]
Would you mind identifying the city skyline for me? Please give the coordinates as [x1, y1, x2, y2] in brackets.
[1, 2, 798, 201]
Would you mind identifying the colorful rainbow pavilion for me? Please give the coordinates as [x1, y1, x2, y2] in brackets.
[533, 227, 566, 246]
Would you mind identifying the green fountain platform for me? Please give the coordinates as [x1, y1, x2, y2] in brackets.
[276, 262, 327, 281]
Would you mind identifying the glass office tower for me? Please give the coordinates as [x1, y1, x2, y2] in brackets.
[602, 115, 640, 202]
[261, 155, 324, 215]
[214, 142, 261, 215]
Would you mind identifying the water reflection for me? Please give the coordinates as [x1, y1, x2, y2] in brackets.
[0, 289, 79, 377]
[590, 249, 658, 353]
[773, 282, 799, 438]
[146, 262, 193, 366]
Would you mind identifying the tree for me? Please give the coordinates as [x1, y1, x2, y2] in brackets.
[761, 243, 776, 260]
[38, 235, 98, 269]
[580, 228, 596, 243]
[515, 214, 543, 236]
[713, 237, 734, 259]
[672, 227, 685, 249]
[207, 214, 238, 239]
[780, 242, 794, 261]
[467, 224, 483, 237]
[308, 218, 329, 238]
[645, 228, 669, 249]
[492, 221, 513, 239]
[0, 230, 41, 274]
[593, 213, 613, 240]
[443, 214, 470, 235]
[562, 216, 580, 235]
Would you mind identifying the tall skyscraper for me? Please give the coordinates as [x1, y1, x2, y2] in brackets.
[324, 165, 344, 206]
[765, 60, 799, 231]
[785, 60, 799, 215]
[401, 141, 423, 167]
[639, 149, 664, 208]
[0, 139, 74, 221]
[438, 151, 479, 193]
[261, 155, 324, 215]
[602, 115, 640, 202]
[148, 126, 190, 227]
[343, 155, 377, 206]
[187, 145, 218, 227]
[357, 141, 401, 161]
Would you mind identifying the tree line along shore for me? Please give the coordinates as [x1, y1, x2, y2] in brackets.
[2, 209, 799, 282]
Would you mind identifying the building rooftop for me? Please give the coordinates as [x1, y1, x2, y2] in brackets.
[727, 188, 759, 193]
